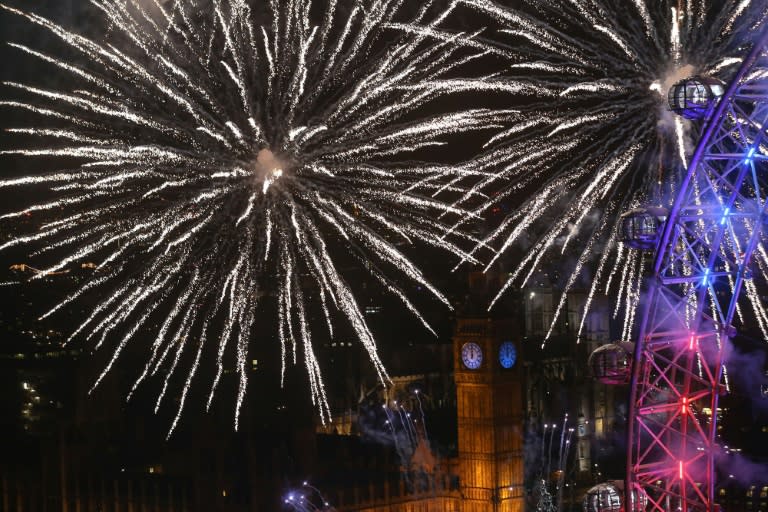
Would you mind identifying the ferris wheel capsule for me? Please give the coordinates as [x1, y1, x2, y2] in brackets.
[619, 207, 668, 251]
[582, 481, 648, 512]
[588, 342, 633, 385]
[667, 76, 725, 120]
[582, 481, 622, 512]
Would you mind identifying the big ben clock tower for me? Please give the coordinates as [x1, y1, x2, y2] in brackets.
[454, 316, 525, 512]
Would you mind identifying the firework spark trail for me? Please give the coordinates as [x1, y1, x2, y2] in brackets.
[403, 0, 768, 345]
[620, 255, 643, 343]
[535, 145, 642, 341]
[382, 404, 405, 462]
[541, 202, 619, 346]
[394, 403, 413, 444]
[604, 242, 626, 293]
[402, 407, 419, 444]
[723, 219, 747, 325]
[614, 249, 638, 319]
[576, 228, 618, 342]
[0, 0, 503, 433]
[708, 297, 731, 393]
[736, 223, 768, 337]
[414, 390, 430, 440]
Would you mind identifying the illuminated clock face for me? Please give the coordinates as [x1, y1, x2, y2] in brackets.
[461, 342, 483, 370]
[499, 341, 517, 369]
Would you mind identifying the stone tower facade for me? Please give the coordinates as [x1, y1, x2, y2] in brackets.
[454, 317, 525, 512]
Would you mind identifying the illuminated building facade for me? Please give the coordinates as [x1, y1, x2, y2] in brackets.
[454, 317, 525, 512]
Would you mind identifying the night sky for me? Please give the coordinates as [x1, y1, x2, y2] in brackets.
[2, 1, 768, 511]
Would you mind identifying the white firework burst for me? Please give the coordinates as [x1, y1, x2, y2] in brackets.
[404, 0, 768, 345]
[0, 0, 503, 434]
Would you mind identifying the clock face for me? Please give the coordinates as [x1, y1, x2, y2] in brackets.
[499, 341, 517, 369]
[461, 342, 483, 370]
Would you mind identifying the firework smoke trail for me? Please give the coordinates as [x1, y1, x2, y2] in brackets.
[382, 404, 406, 463]
[414, 388, 429, 440]
[546, 423, 556, 477]
[0, 0, 504, 434]
[557, 413, 567, 475]
[406, 0, 768, 345]
[401, 406, 417, 444]
[393, 400, 412, 443]
[393, 400, 429, 465]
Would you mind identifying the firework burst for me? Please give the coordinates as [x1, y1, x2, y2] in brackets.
[404, 0, 768, 345]
[0, 0, 503, 434]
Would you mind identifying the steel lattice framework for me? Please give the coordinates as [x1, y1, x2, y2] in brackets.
[626, 30, 768, 512]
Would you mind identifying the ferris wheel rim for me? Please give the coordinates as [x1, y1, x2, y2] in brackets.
[653, 31, 768, 278]
[625, 24, 768, 512]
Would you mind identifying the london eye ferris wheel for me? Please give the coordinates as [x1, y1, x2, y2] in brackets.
[613, 25, 768, 512]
